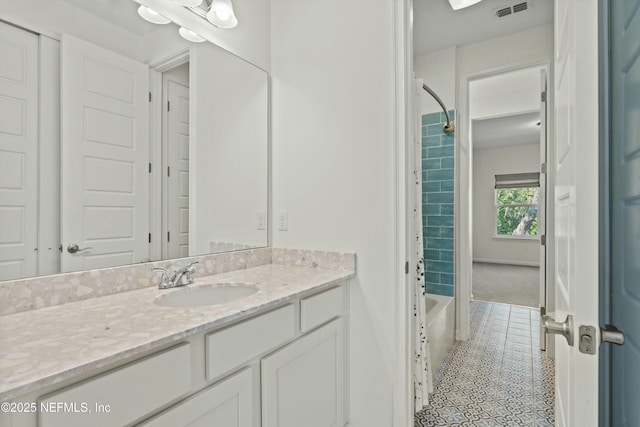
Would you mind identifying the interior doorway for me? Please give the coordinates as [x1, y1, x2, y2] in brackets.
[161, 63, 190, 260]
[148, 53, 190, 262]
[468, 66, 548, 310]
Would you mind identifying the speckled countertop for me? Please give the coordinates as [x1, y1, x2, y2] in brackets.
[0, 262, 354, 401]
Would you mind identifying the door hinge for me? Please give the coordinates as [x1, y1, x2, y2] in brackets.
[540, 235, 546, 246]
[541, 163, 547, 174]
[167, 231, 170, 242]
[167, 101, 170, 112]
[541, 91, 547, 102]
[148, 92, 152, 102]
[405, 261, 409, 275]
[148, 162, 152, 173]
[167, 166, 170, 177]
[148, 233, 151, 243]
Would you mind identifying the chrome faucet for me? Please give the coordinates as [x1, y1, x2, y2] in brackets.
[152, 261, 199, 289]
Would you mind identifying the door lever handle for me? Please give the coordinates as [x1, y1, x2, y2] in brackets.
[67, 243, 93, 254]
[601, 324, 625, 345]
[542, 313, 574, 346]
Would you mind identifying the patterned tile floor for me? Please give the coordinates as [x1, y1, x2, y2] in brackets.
[415, 301, 555, 427]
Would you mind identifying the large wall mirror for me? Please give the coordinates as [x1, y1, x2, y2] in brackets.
[0, 0, 269, 281]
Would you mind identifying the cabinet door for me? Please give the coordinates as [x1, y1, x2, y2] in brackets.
[262, 319, 345, 427]
[138, 368, 253, 427]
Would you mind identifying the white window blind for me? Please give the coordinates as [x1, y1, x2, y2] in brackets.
[494, 172, 540, 189]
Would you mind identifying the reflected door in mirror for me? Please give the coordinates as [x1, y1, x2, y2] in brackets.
[0, 22, 39, 281]
[60, 34, 150, 272]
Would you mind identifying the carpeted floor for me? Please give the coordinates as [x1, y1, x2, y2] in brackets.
[472, 262, 540, 308]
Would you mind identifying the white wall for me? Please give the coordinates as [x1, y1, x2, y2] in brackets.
[190, 42, 268, 254]
[414, 47, 456, 115]
[270, 0, 396, 425]
[470, 67, 541, 119]
[0, 0, 146, 60]
[457, 24, 553, 78]
[472, 144, 541, 266]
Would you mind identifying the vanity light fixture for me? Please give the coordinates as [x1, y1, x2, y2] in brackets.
[137, 5, 171, 24]
[136, 0, 238, 44]
[447, 0, 483, 10]
[179, 26, 206, 42]
[206, 0, 238, 29]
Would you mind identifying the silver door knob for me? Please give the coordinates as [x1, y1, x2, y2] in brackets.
[542, 313, 574, 346]
[67, 244, 93, 254]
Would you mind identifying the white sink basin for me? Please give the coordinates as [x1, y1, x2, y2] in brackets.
[155, 284, 258, 308]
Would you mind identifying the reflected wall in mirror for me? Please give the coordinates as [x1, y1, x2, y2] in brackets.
[0, 0, 269, 282]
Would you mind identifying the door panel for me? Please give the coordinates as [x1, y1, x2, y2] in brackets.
[61, 34, 149, 272]
[164, 78, 189, 259]
[0, 22, 38, 281]
[610, 0, 640, 425]
[553, 0, 600, 425]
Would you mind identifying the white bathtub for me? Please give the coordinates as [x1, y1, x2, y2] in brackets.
[425, 294, 455, 376]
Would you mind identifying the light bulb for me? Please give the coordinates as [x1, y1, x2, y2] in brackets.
[214, 4, 232, 20]
[447, 0, 483, 10]
[206, 0, 238, 29]
[138, 5, 171, 24]
[178, 27, 205, 43]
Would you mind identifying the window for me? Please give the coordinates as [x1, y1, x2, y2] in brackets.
[494, 173, 540, 237]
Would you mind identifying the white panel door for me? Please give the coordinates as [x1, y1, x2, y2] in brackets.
[164, 77, 189, 259]
[61, 34, 149, 272]
[0, 22, 38, 281]
[552, 0, 600, 425]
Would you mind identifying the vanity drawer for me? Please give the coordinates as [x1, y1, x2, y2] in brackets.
[300, 285, 344, 332]
[206, 304, 295, 381]
[39, 343, 192, 427]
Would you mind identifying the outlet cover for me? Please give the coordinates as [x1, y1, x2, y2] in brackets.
[257, 211, 266, 230]
[278, 211, 288, 231]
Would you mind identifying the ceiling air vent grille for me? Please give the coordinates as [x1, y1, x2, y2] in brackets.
[496, 7, 512, 18]
[513, 2, 528, 13]
[494, 1, 531, 19]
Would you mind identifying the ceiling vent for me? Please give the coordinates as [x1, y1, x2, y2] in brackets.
[496, 7, 512, 17]
[513, 2, 529, 13]
[494, 1, 531, 19]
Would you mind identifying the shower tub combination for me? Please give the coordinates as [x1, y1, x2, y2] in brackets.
[425, 293, 455, 375]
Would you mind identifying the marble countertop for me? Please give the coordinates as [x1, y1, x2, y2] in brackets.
[0, 263, 354, 401]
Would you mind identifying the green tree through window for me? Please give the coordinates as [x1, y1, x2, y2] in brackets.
[496, 187, 539, 236]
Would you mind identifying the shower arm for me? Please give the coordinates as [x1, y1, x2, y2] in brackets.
[422, 83, 455, 134]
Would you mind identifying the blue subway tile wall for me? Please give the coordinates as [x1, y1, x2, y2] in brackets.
[422, 111, 455, 297]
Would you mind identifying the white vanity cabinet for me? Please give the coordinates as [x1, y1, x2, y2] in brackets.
[262, 319, 345, 427]
[138, 368, 254, 427]
[2, 283, 348, 427]
[38, 344, 193, 427]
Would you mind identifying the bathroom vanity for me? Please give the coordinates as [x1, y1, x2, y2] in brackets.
[0, 249, 354, 427]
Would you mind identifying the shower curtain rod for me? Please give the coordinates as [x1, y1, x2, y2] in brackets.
[422, 83, 455, 134]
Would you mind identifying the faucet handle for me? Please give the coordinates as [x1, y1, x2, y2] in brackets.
[152, 267, 168, 281]
[184, 261, 199, 285]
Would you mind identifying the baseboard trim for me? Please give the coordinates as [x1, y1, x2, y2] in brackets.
[473, 258, 540, 268]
